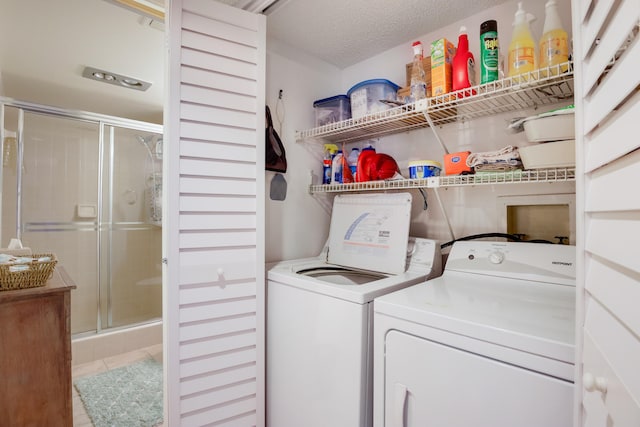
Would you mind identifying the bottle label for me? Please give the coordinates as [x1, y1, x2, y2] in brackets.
[509, 47, 535, 73]
[540, 37, 569, 66]
[323, 158, 332, 184]
[350, 90, 367, 118]
[323, 165, 331, 184]
[467, 58, 476, 87]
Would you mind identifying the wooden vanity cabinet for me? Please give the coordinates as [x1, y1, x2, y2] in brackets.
[0, 267, 77, 427]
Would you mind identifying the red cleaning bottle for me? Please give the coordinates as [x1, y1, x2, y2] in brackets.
[452, 26, 476, 96]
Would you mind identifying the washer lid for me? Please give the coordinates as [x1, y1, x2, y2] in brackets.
[327, 193, 412, 275]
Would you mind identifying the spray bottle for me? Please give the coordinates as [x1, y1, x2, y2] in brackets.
[508, 2, 536, 78]
[539, 0, 569, 74]
[452, 26, 476, 94]
[480, 20, 499, 83]
[410, 41, 427, 101]
[322, 144, 338, 184]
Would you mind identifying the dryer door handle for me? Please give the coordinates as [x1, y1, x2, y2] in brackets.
[393, 382, 408, 427]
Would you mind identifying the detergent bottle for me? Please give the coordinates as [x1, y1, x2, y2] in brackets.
[356, 144, 376, 182]
[452, 26, 476, 94]
[539, 0, 569, 74]
[508, 2, 536, 78]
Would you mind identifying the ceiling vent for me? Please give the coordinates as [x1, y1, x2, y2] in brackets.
[82, 66, 152, 92]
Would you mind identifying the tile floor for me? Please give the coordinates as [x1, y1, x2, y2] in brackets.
[72, 344, 163, 427]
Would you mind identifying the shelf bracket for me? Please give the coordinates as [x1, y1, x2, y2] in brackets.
[422, 110, 450, 155]
[308, 170, 333, 216]
[432, 187, 456, 242]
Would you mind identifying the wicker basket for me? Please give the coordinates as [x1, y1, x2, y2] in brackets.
[0, 253, 58, 291]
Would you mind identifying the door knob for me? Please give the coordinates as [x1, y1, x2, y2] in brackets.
[583, 372, 608, 393]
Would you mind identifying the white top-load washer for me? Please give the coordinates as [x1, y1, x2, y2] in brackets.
[373, 240, 576, 427]
[267, 193, 442, 427]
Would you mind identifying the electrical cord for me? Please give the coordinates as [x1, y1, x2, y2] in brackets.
[440, 233, 523, 249]
[418, 188, 428, 210]
[440, 233, 557, 249]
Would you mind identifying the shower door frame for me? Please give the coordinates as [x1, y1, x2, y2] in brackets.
[0, 97, 163, 335]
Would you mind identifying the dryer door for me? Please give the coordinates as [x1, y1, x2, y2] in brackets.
[384, 330, 573, 427]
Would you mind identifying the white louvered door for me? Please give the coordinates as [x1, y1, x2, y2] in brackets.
[572, 1, 640, 426]
[165, 0, 266, 425]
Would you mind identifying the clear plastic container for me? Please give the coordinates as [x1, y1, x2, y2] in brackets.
[313, 95, 351, 127]
[347, 79, 400, 119]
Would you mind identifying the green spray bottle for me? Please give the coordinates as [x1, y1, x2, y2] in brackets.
[480, 20, 499, 83]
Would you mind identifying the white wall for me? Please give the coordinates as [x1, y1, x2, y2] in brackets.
[265, 0, 575, 261]
[264, 39, 343, 262]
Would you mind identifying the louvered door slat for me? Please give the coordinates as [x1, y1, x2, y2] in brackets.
[574, 0, 640, 425]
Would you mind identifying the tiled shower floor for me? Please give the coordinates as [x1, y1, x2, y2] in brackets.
[72, 344, 163, 427]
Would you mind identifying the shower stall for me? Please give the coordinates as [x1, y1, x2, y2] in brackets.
[0, 99, 163, 337]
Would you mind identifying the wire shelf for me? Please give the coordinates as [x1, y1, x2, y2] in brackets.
[309, 168, 576, 194]
[296, 62, 574, 144]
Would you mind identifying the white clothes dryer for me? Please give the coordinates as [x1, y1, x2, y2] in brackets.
[267, 193, 442, 427]
[373, 241, 576, 427]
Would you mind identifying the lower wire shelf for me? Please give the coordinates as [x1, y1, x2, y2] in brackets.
[309, 167, 576, 194]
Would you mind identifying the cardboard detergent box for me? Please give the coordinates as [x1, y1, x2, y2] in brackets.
[430, 38, 455, 97]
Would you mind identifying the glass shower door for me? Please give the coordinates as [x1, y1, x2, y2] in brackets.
[4, 109, 101, 335]
[101, 125, 162, 329]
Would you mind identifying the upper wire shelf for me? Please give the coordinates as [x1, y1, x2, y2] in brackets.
[296, 62, 574, 144]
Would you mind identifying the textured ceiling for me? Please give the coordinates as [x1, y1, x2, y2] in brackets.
[266, 0, 509, 68]
[0, 0, 510, 123]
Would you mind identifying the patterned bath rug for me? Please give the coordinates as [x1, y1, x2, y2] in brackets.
[74, 358, 163, 427]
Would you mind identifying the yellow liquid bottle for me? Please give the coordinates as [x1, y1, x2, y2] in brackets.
[539, 0, 569, 75]
[508, 2, 536, 79]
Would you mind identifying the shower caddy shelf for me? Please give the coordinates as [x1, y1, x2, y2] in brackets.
[296, 62, 575, 194]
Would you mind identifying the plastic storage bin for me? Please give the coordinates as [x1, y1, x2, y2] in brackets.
[523, 107, 575, 142]
[313, 95, 351, 127]
[519, 140, 575, 169]
[347, 79, 400, 119]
